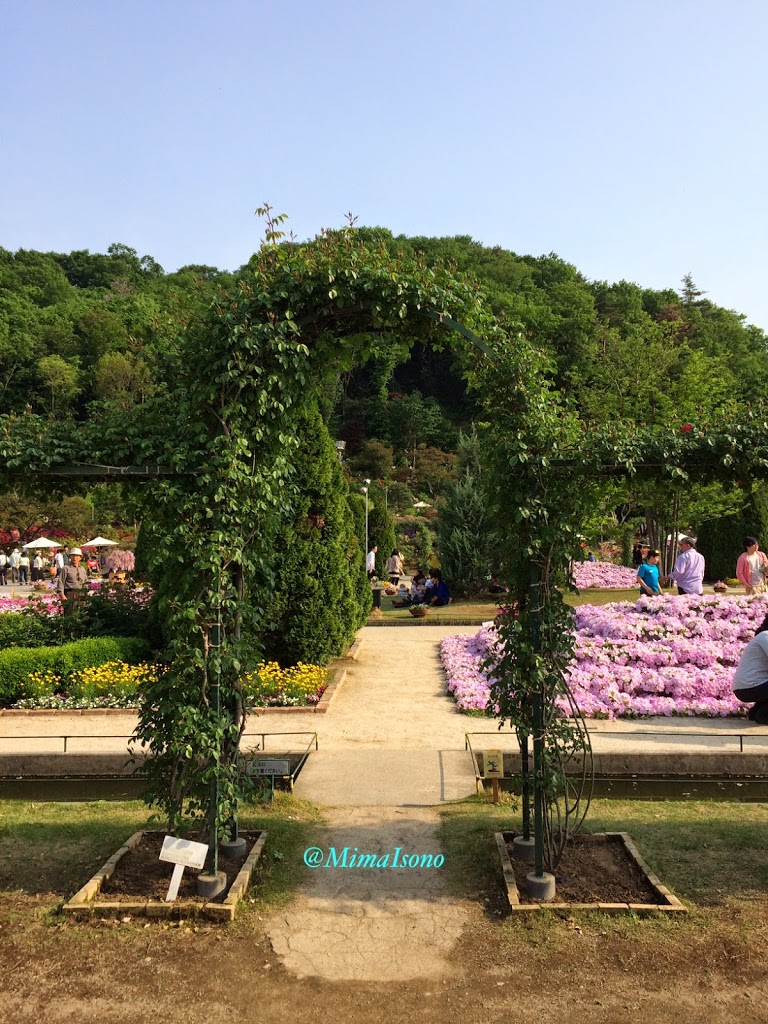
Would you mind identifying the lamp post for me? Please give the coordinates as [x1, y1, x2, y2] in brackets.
[362, 483, 370, 568]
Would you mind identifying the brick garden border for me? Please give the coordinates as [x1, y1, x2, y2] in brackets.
[495, 830, 687, 914]
[62, 829, 267, 922]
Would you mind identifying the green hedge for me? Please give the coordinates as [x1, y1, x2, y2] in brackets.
[0, 636, 150, 706]
[0, 613, 58, 650]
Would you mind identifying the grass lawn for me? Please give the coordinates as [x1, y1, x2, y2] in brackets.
[440, 795, 768, 927]
[2, 795, 767, 1022]
[0, 792, 322, 911]
[369, 588, 640, 624]
[4, 794, 765, 923]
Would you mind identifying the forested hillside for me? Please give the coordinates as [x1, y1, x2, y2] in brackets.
[2, 234, 766, 576]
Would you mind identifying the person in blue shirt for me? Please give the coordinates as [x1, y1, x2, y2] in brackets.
[637, 549, 662, 596]
[426, 570, 451, 607]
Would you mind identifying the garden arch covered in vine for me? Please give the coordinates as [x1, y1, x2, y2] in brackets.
[3, 224, 768, 885]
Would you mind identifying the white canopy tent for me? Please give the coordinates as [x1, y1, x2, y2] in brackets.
[81, 537, 118, 548]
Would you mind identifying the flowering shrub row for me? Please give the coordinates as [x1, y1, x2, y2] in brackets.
[572, 560, 638, 589]
[0, 583, 154, 616]
[0, 594, 61, 616]
[14, 661, 161, 709]
[242, 662, 327, 707]
[440, 593, 768, 718]
[11, 658, 328, 710]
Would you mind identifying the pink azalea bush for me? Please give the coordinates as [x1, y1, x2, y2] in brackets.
[572, 560, 638, 589]
[0, 584, 150, 617]
[441, 593, 768, 718]
[0, 593, 61, 615]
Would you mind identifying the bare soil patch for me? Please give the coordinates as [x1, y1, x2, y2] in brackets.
[99, 830, 261, 904]
[506, 833, 661, 904]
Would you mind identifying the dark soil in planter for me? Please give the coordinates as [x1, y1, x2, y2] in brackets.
[99, 830, 262, 904]
[506, 833, 661, 904]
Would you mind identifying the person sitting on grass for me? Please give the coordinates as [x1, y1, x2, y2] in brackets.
[393, 570, 428, 607]
[637, 549, 662, 597]
[426, 570, 451, 607]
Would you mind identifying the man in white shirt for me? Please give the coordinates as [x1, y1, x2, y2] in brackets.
[8, 548, 20, 583]
[0, 550, 7, 586]
[669, 537, 705, 595]
[366, 545, 378, 580]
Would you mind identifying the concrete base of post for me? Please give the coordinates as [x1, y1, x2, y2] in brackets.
[196, 871, 227, 899]
[512, 836, 536, 862]
[526, 870, 556, 901]
[220, 838, 247, 859]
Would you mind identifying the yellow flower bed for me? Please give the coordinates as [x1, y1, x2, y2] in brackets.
[19, 661, 161, 709]
[17, 659, 326, 710]
[242, 661, 327, 707]
[72, 661, 160, 701]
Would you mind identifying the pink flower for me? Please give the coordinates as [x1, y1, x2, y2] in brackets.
[440, 593, 768, 719]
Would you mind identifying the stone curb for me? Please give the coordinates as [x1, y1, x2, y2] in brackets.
[365, 618, 491, 627]
[495, 830, 687, 914]
[0, 708, 133, 717]
[62, 828, 267, 922]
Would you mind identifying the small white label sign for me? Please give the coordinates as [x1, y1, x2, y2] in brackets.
[159, 836, 209, 870]
[248, 758, 290, 777]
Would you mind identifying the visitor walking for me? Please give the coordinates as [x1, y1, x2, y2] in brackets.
[385, 549, 404, 584]
[669, 537, 705, 595]
[366, 545, 378, 581]
[0, 550, 7, 586]
[637, 549, 662, 596]
[8, 548, 20, 583]
[427, 548, 441, 572]
[632, 542, 647, 568]
[736, 537, 768, 595]
[733, 613, 768, 724]
[18, 551, 29, 584]
[31, 553, 42, 582]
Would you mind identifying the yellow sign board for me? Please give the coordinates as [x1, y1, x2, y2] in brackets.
[482, 749, 504, 778]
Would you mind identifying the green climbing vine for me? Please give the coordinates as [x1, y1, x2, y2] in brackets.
[3, 215, 768, 878]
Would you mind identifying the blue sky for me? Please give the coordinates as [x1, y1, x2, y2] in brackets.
[2, 0, 767, 328]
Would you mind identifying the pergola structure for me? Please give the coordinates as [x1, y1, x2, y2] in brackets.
[3, 225, 767, 897]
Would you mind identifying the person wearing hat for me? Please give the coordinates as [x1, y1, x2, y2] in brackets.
[57, 547, 88, 612]
[669, 537, 705, 596]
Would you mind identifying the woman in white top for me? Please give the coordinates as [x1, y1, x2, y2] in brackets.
[733, 614, 768, 723]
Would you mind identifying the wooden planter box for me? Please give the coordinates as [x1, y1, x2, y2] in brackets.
[63, 829, 267, 922]
[495, 831, 686, 915]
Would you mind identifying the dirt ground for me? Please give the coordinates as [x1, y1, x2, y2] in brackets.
[3, 627, 768, 1021]
[1, 891, 767, 1024]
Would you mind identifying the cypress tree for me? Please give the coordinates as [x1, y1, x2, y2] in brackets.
[257, 405, 370, 665]
[440, 471, 495, 595]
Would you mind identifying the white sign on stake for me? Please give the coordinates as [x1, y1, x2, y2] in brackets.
[247, 758, 290, 777]
[159, 836, 209, 902]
